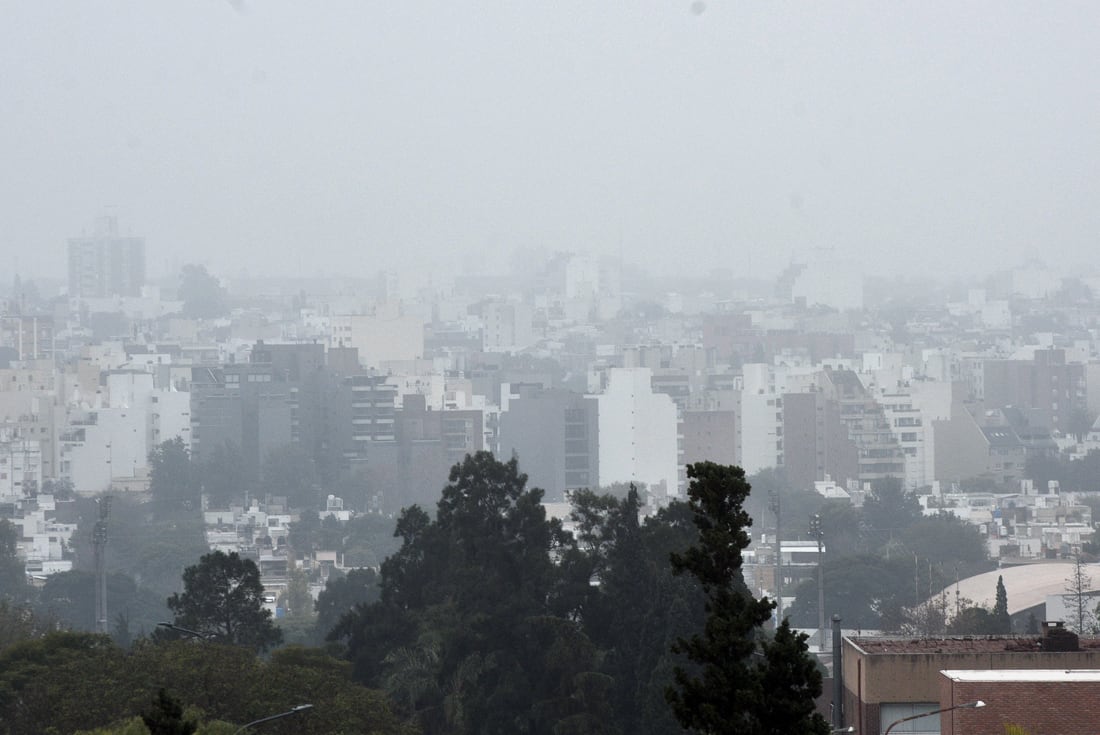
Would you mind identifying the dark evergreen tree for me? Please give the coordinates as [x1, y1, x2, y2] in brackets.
[148, 437, 199, 518]
[197, 440, 246, 509]
[142, 688, 197, 735]
[666, 462, 829, 735]
[0, 521, 28, 603]
[862, 476, 922, 547]
[332, 451, 611, 735]
[167, 551, 282, 652]
[993, 575, 1012, 633]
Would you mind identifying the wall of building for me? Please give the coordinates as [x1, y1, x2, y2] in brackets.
[596, 368, 679, 502]
[941, 674, 1100, 735]
[841, 638, 1100, 735]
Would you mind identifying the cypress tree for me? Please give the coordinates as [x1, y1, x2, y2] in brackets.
[993, 575, 1012, 633]
[666, 462, 830, 735]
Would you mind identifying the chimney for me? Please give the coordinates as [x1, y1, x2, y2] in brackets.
[1040, 620, 1080, 652]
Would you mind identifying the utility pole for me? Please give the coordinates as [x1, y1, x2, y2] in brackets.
[809, 513, 825, 652]
[769, 488, 783, 622]
[93, 495, 112, 635]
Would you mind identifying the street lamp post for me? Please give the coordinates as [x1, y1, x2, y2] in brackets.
[809, 513, 825, 651]
[769, 489, 783, 621]
[156, 621, 214, 640]
[232, 704, 314, 734]
[883, 700, 985, 735]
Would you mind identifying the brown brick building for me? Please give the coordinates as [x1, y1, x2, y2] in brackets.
[940, 669, 1100, 735]
[841, 634, 1100, 735]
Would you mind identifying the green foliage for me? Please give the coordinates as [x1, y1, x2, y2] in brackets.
[0, 520, 27, 603]
[0, 600, 43, 653]
[314, 567, 381, 643]
[74, 716, 153, 735]
[167, 551, 283, 652]
[993, 575, 1012, 633]
[142, 689, 198, 735]
[41, 477, 76, 501]
[36, 570, 169, 638]
[787, 554, 920, 630]
[179, 264, 228, 320]
[70, 494, 208, 602]
[899, 514, 988, 566]
[947, 606, 1000, 635]
[666, 462, 829, 735]
[149, 438, 200, 518]
[1026, 450, 1100, 493]
[862, 476, 922, 545]
[197, 441, 246, 509]
[262, 444, 320, 510]
[0, 634, 409, 735]
[282, 563, 313, 619]
[333, 451, 612, 735]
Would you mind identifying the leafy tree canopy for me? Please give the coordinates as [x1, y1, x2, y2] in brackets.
[178, 264, 228, 320]
[149, 438, 200, 518]
[166, 551, 282, 652]
[331, 451, 611, 735]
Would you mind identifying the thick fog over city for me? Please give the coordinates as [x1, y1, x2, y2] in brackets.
[4, 2, 1100, 281]
[5, 4, 1100, 735]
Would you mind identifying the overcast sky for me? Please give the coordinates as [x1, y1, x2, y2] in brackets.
[2, 1, 1099, 283]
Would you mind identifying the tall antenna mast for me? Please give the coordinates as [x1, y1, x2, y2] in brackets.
[93, 495, 112, 634]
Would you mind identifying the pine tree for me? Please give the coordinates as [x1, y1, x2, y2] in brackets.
[141, 689, 197, 735]
[666, 462, 830, 735]
[993, 575, 1012, 633]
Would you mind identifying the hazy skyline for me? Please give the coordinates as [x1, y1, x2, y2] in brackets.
[3, 1, 1099, 283]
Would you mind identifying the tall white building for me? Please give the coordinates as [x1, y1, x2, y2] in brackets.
[739, 364, 784, 475]
[595, 368, 679, 504]
[482, 300, 535, 353]
[67, 215, 146, 298]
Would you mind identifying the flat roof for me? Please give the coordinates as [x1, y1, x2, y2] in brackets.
[943, 669, 1100, 682]
[849, 636, 1100, 654]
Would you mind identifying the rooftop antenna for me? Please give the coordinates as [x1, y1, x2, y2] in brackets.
[93, 495, 112, 634]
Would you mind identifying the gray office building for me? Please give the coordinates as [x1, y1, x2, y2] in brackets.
[68, 216, 146, 298]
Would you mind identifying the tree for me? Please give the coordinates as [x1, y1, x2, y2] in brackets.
[862, 476, 922, 547]
[142, 689, 197, 735]
[41, 477, 76, 501]
[993, 575, 1012, 634]
[282, 563, 313, 619]
[1063, 552, 1096, 634]
[666, 462, 829, 735]
[332, 451, 611, 735]
[948, 606, 999, 635]
[149, 438, 199, 517]
[315, 568, 381, 642]
[261, 444, 319, 510]
[178, 264, 228, 320]
[197, 441, 246, 509]
[786, 554, 919, 631]
[166, 551, 282, 652]
[0, 520, 27, 603]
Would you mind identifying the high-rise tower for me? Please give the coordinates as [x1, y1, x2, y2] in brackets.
[67, 216, 146, 298]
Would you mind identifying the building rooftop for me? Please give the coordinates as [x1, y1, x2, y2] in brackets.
[936, 561, 1100, 616]
[849, 636, 1100, 655]
[943, 669, 1100, 682]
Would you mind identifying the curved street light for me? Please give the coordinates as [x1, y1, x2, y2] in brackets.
[156, 621, 215, 640]
[232, 703, 314, 734]
[883, 700, 985, 735]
